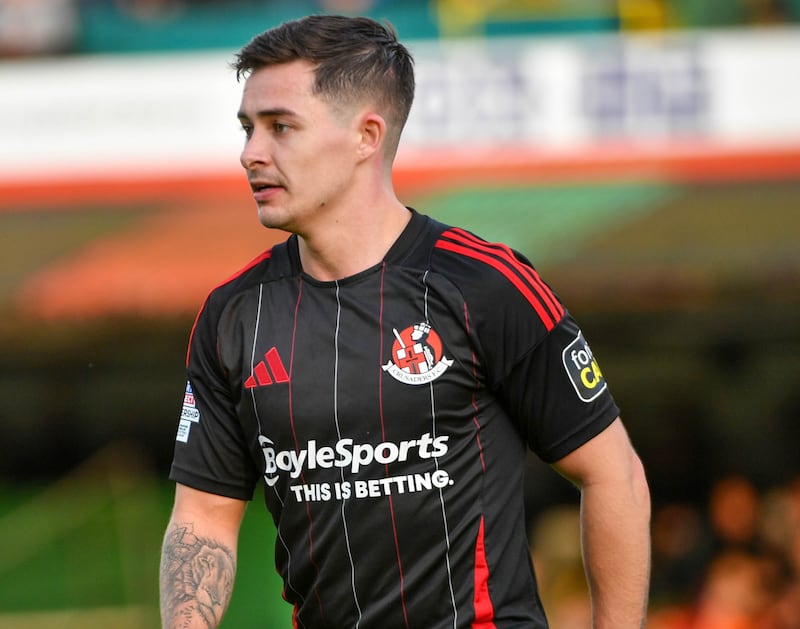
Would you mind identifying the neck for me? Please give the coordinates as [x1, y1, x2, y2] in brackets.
[297, 194, 411, 282]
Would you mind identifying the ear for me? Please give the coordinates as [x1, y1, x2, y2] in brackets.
[356, 112, 386, 162]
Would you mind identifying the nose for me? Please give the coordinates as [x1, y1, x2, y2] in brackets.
[240, 129, 271, 170]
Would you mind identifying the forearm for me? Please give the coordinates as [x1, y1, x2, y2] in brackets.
[580, 454, 651, 628]
[160, 486, 246, 629]
[160, 518, 237, 628]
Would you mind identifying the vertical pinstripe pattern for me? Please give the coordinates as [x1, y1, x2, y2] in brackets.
[422, 270, 459, 628]
[249, 283, 305, 628]
[287, 278, 325, 618]
[377, 263, 411, 628]
[249, 284, 264, 433]
[333, 281, 364, 626]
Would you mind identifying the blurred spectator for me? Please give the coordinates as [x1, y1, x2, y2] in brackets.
[0, 0, 78, 56]
[709, 475, 761, 551]
[691, 550, 781, 629]
[648, 475, 800, 628]
[760, 480, 800, 566]
[530, 474, 800, 628]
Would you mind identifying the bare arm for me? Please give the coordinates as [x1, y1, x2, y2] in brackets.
[552, 417, 651, 629]
[160, 483, 248, 629]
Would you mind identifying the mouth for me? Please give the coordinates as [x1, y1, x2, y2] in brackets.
[250, 180, 279, 192]
[249, 180, 284, 201]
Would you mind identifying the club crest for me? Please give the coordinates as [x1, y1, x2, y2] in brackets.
[383, 322, 453, 385]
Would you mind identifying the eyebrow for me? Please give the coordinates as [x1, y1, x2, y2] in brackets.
[237, 107, 299, 121]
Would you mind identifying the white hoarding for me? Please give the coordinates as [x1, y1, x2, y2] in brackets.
[1, 28, 799, 182]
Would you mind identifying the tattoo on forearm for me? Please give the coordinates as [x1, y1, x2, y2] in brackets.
[160, 523, 236, 628]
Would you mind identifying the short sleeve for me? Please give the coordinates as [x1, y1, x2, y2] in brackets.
[495, 312, 619, 463]
[169, 297, 260, 500]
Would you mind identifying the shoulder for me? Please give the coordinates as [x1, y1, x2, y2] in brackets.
[186, 239, 292, 363]
[202, 238, 291, 314]
[430, 224, 565, 334]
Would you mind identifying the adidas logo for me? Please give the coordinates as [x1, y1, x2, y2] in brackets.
[245, 347, 289, 389]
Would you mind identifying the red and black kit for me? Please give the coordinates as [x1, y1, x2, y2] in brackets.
[170, 209, 619, 629]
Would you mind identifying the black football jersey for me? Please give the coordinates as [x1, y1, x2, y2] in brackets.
[170, 209, 619, 628]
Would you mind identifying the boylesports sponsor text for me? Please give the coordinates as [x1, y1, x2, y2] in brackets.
[258, 433, 453, 502]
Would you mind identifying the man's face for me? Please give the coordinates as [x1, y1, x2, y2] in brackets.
[237, 60, 360, 234]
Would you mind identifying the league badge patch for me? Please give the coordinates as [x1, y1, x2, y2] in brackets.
[176, 380, 201, 443]
[383, 322, 453, 385]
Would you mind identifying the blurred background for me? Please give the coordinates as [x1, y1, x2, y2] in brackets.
[1, 1, 799, 627]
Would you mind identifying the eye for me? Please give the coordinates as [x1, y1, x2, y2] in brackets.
[239, 123, 254, 139]
[273, 121, 290, 134]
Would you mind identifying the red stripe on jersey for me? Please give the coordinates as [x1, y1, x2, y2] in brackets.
[439, 228, 563, 328]
[472, 517, 497, 628]
[449, 229, 563, 321]
[185, 248, 273, 366]
[435, 234, 562, 332]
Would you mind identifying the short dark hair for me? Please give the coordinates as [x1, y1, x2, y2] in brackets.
[233, 15, 415, 154]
